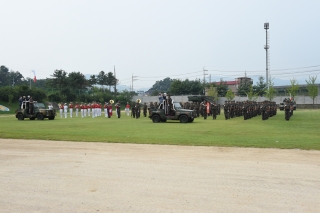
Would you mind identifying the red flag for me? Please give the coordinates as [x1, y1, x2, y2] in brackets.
[32, 70, 36, 83]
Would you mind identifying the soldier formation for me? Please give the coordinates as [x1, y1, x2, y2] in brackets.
[222, 100, 277, 121]
[54, 97, 295, 121]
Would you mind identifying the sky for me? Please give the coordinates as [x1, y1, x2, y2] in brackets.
[1, 0, 320, 90]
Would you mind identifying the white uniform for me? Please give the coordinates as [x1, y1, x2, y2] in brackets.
[64, 104, 68, 118]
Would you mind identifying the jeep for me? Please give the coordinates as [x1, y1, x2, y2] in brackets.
[149, 101, 196, 123]
[16, 102, 56, 120]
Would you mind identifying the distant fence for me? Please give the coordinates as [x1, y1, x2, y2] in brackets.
[132, 95, 320, 106]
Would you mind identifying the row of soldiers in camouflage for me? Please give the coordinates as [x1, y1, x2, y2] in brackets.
[223, 100, 277, 120]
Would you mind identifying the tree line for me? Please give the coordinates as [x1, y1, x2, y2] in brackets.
[0, 65, 318, 106]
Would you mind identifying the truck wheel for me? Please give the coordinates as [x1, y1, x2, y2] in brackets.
[49, 116, 55, 120]
[152, 115, 161, 123]
[37, 113, 44, 120]
[17, 113, 24, 120]
[161, 118, 167, 122]
[188, 118, 194, 122]
[179, 115, 188, 123]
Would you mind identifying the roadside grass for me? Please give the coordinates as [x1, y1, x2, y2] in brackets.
[0, 109, 319, 150]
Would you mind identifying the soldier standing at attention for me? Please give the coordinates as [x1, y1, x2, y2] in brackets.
[69, 102, 73, 118]
[59, 102, 64, 118]
[80, 102, 85, 118]
[63, 103, 68, 118]
[87, 103, 91, 117]
[104, 102, 108, 117]
[75, 102, 79, 117]
[125, 102, 130, 116]
[29, 96, 34, 114]
[108, 102, 113, 118]
[135, 102, 141, 119]
[131, 102, 136, 118]
[202, 100, 208, 119]
[115, 101, 121, 118]
[143, 102, 148, 117]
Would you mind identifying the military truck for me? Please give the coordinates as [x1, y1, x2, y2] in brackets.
[149, 101, 196, 123]
[16, 102, 56, 120]
[188, 95, 215, 103]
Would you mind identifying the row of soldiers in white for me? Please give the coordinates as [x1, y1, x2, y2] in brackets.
[59, 102, 103, 118]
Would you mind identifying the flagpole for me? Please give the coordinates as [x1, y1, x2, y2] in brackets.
[30, 70, 31, 89]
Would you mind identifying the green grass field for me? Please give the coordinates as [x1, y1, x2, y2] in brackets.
[1, 107, 319, 150]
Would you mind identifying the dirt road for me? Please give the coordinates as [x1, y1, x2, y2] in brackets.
[0, 139, 319, 213]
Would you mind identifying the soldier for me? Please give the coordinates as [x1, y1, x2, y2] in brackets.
[131, 102, 136, 118]
[29, 96, 34, 114]
[143, 102, 148, 117]
[108, 102, 113, 118]
[75, 102, 79, 117]
[224, 101, 230, 120]
[135, 102, 141, 119]
[104, 102, 108, 117]
[115, 101, 121, 118]
[125, 102, 130, 116]
[87, 103, 91, 117]
[59, 102, 64, 118]
[167, 94, 173, 115]
[202, 100, 208, 119]
[148, 102, 154, 116]
[63, 103, 68, 118]
[80, 102, 85, 118]
[211, 102, 217, 120]
[69, 102, 73, 118]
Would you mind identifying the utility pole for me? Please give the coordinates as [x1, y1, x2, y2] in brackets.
[203, 66, 208, 95]
[264, 22, 270, 88]
[132, 73, 138, 92]
[203, 66, 208, 84]
[114, 65, 117, 97]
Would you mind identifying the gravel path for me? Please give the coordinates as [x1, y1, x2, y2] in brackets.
[0, 139, 319, 213]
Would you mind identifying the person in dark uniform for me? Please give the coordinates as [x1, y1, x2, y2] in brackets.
[167, 94, 173, 115]
[143, 102, 148, 117]
[115, 101, 121, 118]
[211, 102, 217, 120]
[131, 102, 136, 118]
[202, 100, 208, 119]
[29, 96, 34, 114]
[135, 102, 141, 119]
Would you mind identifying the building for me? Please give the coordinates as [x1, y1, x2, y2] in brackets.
[212, 77, 253, 95]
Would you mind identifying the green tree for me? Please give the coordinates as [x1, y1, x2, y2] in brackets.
[246, 85, 258, 101]
[168, 79, 203, 95]
[207, 85, 218, 101]
[305, 76, 318, 107]
[88, 75, 97, 87]
[97, 71, 107, 91]
[68, 72, 88, 94]
[265, 79, 276, 101]
[225, 90, 235, 101]
[253, 76, 266, 97]
[46, 69, 68, 95]
[148, 77, 174, 94]
[0, 65, 9, 86]
[216, 78, 228, 97]
[286, 78, 299, 100]
[106, 72, 117, 91]
[237, 79, 252, 96]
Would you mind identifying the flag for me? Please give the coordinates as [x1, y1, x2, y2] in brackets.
[32, 70, 36, 83]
